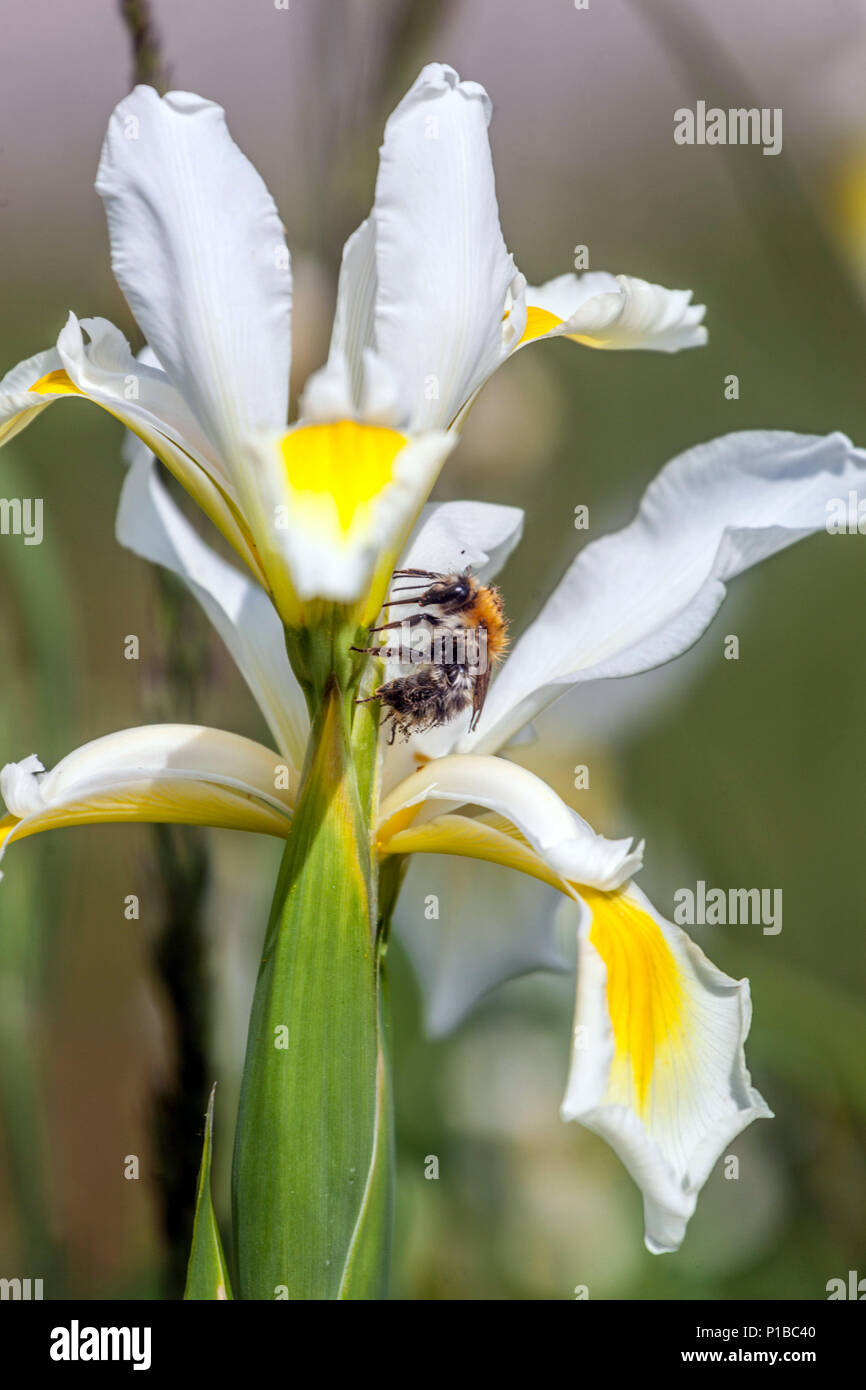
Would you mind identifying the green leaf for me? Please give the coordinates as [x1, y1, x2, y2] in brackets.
[184, 1084, 233, 1300]
[232, 679, 392, 1300]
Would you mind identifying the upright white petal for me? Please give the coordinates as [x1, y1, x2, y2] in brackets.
[561, 882, 771, 1253]
[329, 218, 378, 409]
[372, 63, 524, 430]
[521, 273, 707, 352]
[117, 447, 309, 768]
[96, 86, 292, 473]
[0, 725, 297, 866]
[468, 431, 866, 752]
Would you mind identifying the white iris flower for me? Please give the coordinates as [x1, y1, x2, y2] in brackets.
[1, 63, 861, 1257]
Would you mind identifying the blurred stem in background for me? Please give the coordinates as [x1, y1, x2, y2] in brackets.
[0, 450, 77, 1291]
[119, 0, 211, 1297]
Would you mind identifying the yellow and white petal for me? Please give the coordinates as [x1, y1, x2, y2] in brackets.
[468, 430, 866, 754]
[96, 86, 292, 479]
[561, 880, 771, 1253]
[0, 315, 264, 582]
[379, 754, 642, 891]
[0, 345, 67, 446]
[0, 725, 297, 867]
[246, 418, 455, 615]
[117, 446, 310, 768]
[520, 273, 707, 352]
[372, 63, 525, 430]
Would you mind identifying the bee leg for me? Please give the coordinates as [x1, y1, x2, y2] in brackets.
[351, 644, 411, 659]
[369, 614, 444, 634]
[391, 568, 439, 578]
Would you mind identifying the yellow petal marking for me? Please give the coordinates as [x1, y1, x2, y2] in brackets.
[29, 369, 83, 397]
[377, 811, 567, 892]
[581, 887, 684, 1115]
[280, 421, 406, 536]
[0, 783, 293, 849]
[517, 306, 563, 346]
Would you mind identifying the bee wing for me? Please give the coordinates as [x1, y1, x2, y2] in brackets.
[469, 663, 492, 732]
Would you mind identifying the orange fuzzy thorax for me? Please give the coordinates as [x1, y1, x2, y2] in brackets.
[467, 585, 509, 663]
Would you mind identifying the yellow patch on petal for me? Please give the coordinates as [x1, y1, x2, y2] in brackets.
[29, 369, 82, 397]
[518, 306, 563, 346]
[377, 811, 565, 895]
[582, 888, 684, 1114]
[0, 813, 18, 850]
[281, 421, 406, 536]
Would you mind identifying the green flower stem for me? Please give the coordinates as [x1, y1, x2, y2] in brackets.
[231, 673, 392, 1299]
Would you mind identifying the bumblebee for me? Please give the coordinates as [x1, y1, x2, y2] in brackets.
[355, 568, 509, 742]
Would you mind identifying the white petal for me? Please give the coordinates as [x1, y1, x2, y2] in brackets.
[57, 314, 220, 473]
[372, 63, 524, 430]
[329, 217, 377, 409]
[400, 498, 524, 582]
[561, 881, 771, 1253]
[0, 346, 63, 445]
[468, 430, 866, 752]
[0, 724, 296, 864]
[379, 754, 642, 890]
[522, 273, 707, 352]
[247, 421, 454, 610]
[0, 315, 262, 577]
[116, 451, 309, 767]
[96, 86, 291, 470]
[297, 350, 356, 423]
[393, 851, 567, 1036]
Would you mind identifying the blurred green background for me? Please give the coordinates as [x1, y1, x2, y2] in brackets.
[1, 0, 865, 1299]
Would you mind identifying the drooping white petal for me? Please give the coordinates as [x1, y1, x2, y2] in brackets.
[393, 849, 567, 1036]
[0, 724, 297, 867]
[0, 315, 262, 578]
[372, 63, 525, 430]
[468, 431, 866, 753]
[561, 881, 771, 1253]
[520, 273, 707, 352]
[379, 754, 642, 891]
[57, 314, 220, 473]
[0, 345, 64, 445]
[96, 85, 292, 473]
[117, 447, 309, 768]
